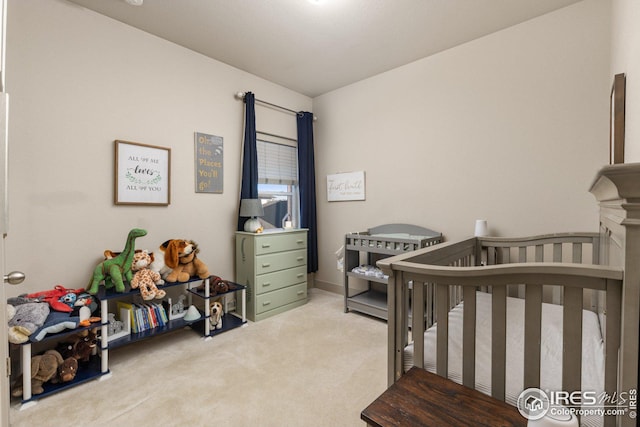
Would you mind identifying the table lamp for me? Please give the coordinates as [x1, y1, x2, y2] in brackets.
[240, 198, 264, 232]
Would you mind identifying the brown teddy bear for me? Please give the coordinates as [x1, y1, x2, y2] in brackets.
[11, 349, 64, 397]
[56, 329, 98, 363]
[164, 240, 210, 282]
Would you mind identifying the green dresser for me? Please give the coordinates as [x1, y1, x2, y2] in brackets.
[235, 229, 308, 321]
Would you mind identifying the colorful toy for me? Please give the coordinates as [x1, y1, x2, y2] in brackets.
[87, 228, 147, 294]
[130, 250, 166, 300]
[26, 286, 86, 313]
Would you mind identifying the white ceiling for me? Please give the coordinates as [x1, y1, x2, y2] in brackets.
[66, 0, 583, 97]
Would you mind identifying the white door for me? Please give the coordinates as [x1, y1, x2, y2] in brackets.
[0, 95, 21, 427]
[0, 94, 19, 427]
[0, 2, 15, 425]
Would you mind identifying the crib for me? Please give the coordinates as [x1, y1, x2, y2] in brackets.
[377, 164, 640, 427]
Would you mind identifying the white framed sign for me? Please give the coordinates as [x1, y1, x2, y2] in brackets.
[114, 140, 171, 206]
[327, 171, 365, 202]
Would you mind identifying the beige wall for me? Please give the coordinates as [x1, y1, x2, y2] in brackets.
[611, 0, 640, 161]
[312, 0, 611, 292]
[5, 0, 616, 298]
[5, 0, 311, 296]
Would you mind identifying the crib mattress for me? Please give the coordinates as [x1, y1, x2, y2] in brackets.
[404, 291, 605, 426]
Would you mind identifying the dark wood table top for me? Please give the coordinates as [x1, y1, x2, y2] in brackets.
[361, 367, 527, 427]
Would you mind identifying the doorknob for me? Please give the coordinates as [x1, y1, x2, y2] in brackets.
[4, 271, 25, 285]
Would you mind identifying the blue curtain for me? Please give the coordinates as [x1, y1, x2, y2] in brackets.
[238, 92, 258, 231]
[297, 112, 318, 273]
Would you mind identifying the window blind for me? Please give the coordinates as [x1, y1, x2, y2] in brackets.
[257, 140, 298, 185]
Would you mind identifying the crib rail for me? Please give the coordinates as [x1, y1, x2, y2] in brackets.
[379, 234, 623, 427]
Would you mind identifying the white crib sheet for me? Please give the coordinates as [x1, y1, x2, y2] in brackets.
[404, 291, 605, 426]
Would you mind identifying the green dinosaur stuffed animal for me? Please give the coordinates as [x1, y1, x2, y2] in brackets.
[87, 228, 147, 294]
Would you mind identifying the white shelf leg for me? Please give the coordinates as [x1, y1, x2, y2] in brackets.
[241, 288, 246, 323]
[100, 298, 108, 373]
[204, 277, 210, 337]
[21, 342, 32, 402]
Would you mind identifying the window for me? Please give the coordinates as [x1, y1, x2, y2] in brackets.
[257, 138, 299, 229]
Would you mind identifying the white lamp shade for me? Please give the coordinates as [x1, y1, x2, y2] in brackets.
[474, 219, 488, 237]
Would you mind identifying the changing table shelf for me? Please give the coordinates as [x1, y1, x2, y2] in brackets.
[344, 224, 442, 321]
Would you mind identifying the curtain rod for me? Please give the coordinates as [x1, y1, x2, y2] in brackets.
[235, 91, 317, 121]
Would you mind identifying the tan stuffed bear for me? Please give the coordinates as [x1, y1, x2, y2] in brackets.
[164, 240, 210, 283]
[11, 349, 64, 397]
[130, 251, 166, 300]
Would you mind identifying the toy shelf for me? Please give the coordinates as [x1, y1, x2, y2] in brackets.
[11, 276, 247, 410]
[17, 356, 106, 408]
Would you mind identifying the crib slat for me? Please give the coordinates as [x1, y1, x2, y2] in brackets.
[604, 279, 621, 427]
[553, 243, 562, 262]
[436, 284, 449, 378]
[562, 286, 582, 397]
[535, 244, 543, 262]
[389, 271, 408, 385]
[572, 242, 582, 263]
[519, 247, 526, 262]
[462, 286, 476, 388]
[412, 281, 425, 370]
[491, 286, 507, 401]
[524, 284, 542, 389]
[487, 247, 496, 265]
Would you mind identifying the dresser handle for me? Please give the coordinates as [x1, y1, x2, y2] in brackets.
[262, 243, 271, 248]
[297, 291, 305, 296]
[296, 257, 304, 261]
[296, 240, 304, 244]
[262, 282, 271, 287]
[262, 263, 271, 268]
[263, 301, 271, 306]
[297, 273, 304, 278]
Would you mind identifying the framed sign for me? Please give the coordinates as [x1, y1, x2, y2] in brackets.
[114, 140, 171, 206]
[327, 171, 366, 202]
[194, 132, 223, 193]
[610, 73, 626, 165]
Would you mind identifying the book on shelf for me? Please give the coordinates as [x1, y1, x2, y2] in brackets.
[116, 301, 137, 333]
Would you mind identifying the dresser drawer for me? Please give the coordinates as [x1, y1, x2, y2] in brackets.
[255, 232, 307, 255]
[255, 265, 307, 295]
[256, 249, 306, 275]
[255, 282, 307, 314]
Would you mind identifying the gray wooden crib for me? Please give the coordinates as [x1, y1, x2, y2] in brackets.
[378, 164, 640, 427]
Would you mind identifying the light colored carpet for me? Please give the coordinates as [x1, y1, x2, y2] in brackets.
[9, 288, 388, 427]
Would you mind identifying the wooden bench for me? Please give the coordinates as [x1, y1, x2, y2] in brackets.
[361, 367, 527, 427]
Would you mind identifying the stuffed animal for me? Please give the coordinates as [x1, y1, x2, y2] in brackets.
[149, 242, 172, 279]
[87, 228, 148, 294]
[11, 349, 65, 397]
[210, 299, 224, 330]
[195, 275, 231, 296]
[8, 302, 50, 344]
[55, 357, 78, 384]
[164, 239, 210, 283]
[56, 329, 98, 363]
[26, 285, 86, 313]
[130, 250, 166, 300]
